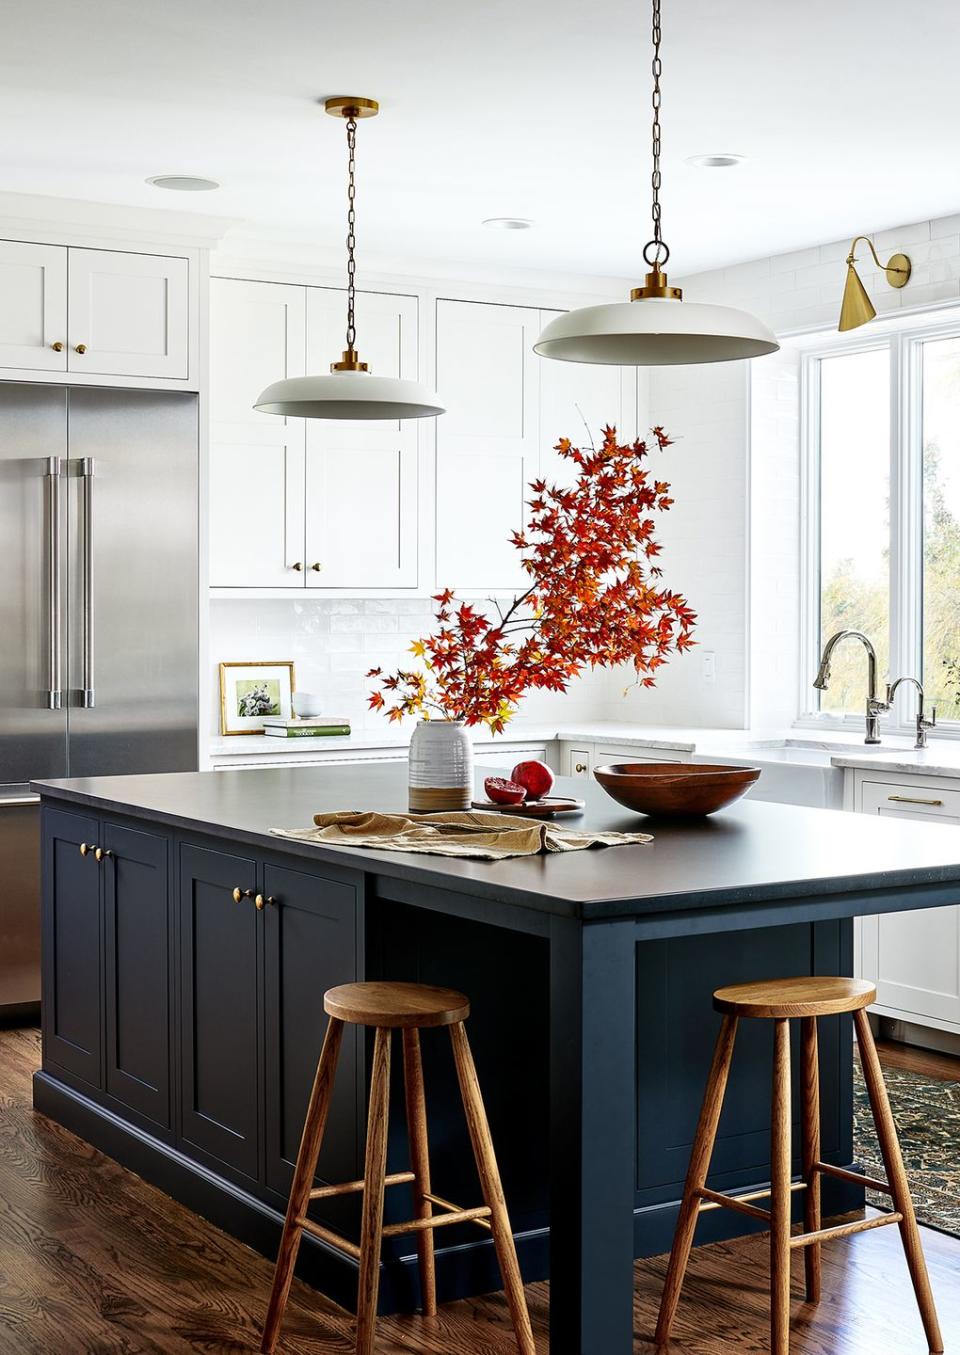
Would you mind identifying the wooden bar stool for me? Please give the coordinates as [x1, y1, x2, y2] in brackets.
[655, 976, 943, 1355]
[261, 980, 535, 1355]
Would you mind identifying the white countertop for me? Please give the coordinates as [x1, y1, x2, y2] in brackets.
[209, 719, 960, 778]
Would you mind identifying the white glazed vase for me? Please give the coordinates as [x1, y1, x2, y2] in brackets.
[408, 719, 473, 813]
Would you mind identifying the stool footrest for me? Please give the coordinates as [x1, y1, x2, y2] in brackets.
[295, 1215, 362, 1261]
[425, 1191, 493, 1231]
[308, 1170, 415, 1201]
[790, 1210, 903, 1249]
[813, 1160, 892, 1195]
[383, 1201, 493, 1238]
[697, 1180, 806, 1223]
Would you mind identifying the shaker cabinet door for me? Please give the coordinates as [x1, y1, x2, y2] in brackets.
[209, 278, 307, 587]
[179, 843, 260, 1180]
[0, 241, 68, 371]
[103, 822, 171, 1128]
[304, 288, 420, 588]
[41, 807, 103, 1086]
[68, 249, 189, 379]
[435, 299, 540, 592]
[262, 862, 360, 1205]
[859, 780, 960, 1029]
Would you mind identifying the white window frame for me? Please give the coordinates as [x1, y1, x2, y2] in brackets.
[798, 309, 960, 739]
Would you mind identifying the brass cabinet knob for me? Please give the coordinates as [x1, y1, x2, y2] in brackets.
[79, 842, 91, 857]
[255, 894, 277, 910]
[310, 563, 322, 572]
[291, 561, 303, 572]
[51, 341, 64, 352]
[575, 762, 588, 773]
[74, 344, 87, 355]
[232, 886, 254, 903]
[94, 846, 114, 862]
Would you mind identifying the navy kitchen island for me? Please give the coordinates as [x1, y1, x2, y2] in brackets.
[32, 762, 960, 1355]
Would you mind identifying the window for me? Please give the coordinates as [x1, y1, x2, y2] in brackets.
[804, 319, 960, 729]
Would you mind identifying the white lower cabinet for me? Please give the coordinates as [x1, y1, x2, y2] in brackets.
[562, 741, 688, 778]
[856, 774, 960, 1035]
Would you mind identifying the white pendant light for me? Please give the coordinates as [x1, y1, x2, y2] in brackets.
[533, 0, 778, 368]
[255, 97, 444, 421]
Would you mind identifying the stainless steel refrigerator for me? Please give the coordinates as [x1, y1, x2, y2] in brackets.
[0, 383, 199, 1014]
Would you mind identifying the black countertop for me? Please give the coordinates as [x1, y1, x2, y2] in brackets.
[33, 762, 960, 923]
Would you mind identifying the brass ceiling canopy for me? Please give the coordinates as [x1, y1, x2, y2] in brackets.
[838, 236, 913, 332]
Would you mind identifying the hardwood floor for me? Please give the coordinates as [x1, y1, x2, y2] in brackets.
[1, 1024, 958, 1353]
[875, 1036, 960, 1083]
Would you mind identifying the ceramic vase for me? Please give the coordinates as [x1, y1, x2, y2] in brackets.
[408, 719, 473, 813]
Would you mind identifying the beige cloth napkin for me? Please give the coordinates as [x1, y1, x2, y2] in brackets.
[271, 809, 653, 861]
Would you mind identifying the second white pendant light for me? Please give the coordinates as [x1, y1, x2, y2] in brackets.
[255, 97, 444, 421]
[534, 0, 778, 368]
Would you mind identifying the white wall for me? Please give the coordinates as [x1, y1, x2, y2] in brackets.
[622, 212, 960, 730]
[208, 596, 615, 737]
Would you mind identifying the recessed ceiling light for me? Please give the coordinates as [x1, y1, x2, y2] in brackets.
[685, 154, 744, 169]
[146, 175, 220, 192]
[482, 217, 534, 230]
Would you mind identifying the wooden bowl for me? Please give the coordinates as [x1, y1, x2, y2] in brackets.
[593, 762, 761, 817]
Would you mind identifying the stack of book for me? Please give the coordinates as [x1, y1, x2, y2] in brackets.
[262, 716, 351, 739]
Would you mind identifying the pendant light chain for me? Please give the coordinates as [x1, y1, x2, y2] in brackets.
[645, 0, 669, 269]
[345, 114, 358, 355]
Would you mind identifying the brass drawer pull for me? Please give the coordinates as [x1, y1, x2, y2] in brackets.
[887, 794, 943, 807]
[74, 343, 87, 354]
[79, 842, 93, 857]
[94, 846, 114, 862]
[575, 762, 588, 773]
[51, 341, 64, 352]
[255, 894, 278, 910]
[290, 561, 303, 571]
[232, 886, 254, 903]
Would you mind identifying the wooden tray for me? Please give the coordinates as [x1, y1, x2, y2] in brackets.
[471, 796, 585, 818]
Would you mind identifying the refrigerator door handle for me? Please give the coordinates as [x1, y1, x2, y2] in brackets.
[44, 457, 63, 710]
[79, 457, 95, 709]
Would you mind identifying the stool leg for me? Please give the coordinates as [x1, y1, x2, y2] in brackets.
[402, 1028, 437, 1317]
[262, 1017, 345, 1355]
[449, 1021, 535, 1355]
[356, 1027, 392, 1355]
[770, 1018, 792, 1355]
[655, 1013, 738, 1346]
[854, 1010, 943, 1353]
[800, 1016, 821, 1304]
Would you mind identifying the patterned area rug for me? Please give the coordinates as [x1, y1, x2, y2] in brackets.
[854, 1056, 960, 1233]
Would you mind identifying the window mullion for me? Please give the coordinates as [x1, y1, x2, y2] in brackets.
[890, 333, 924, 728]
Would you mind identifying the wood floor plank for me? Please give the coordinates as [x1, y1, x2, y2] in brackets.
[0, 1025, 958, 1352]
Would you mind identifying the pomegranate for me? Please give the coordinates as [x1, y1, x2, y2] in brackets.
[511, 759, 555, 801]
[484, 776, 528, 806]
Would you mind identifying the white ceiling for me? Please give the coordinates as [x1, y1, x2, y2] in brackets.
[2, 0, 959, 281]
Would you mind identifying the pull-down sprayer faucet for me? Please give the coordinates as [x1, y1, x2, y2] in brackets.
[813, 630, 889, 744]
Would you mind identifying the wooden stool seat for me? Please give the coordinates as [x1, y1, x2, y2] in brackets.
[262, 980, 533, 1355]
[323, 980, 470, 1028]
[713, 975, 876, 1019]
[657, 974, 943, 1355]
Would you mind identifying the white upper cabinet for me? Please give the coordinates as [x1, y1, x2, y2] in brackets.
[68, 249, 189, 378]
[208, 278, 421, 591]
[304, 289, 419, 588]
[210, 278, 306, 430]
[0, 242, 68, 371]
[209, 279, 307, 589]
[538, 309, 636, 485]
[435, 299, 540, 592]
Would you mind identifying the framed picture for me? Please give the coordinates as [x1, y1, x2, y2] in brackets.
[219, 661, 296, 736]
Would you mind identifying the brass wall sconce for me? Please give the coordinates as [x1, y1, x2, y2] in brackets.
[838, 236, 912, 331]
